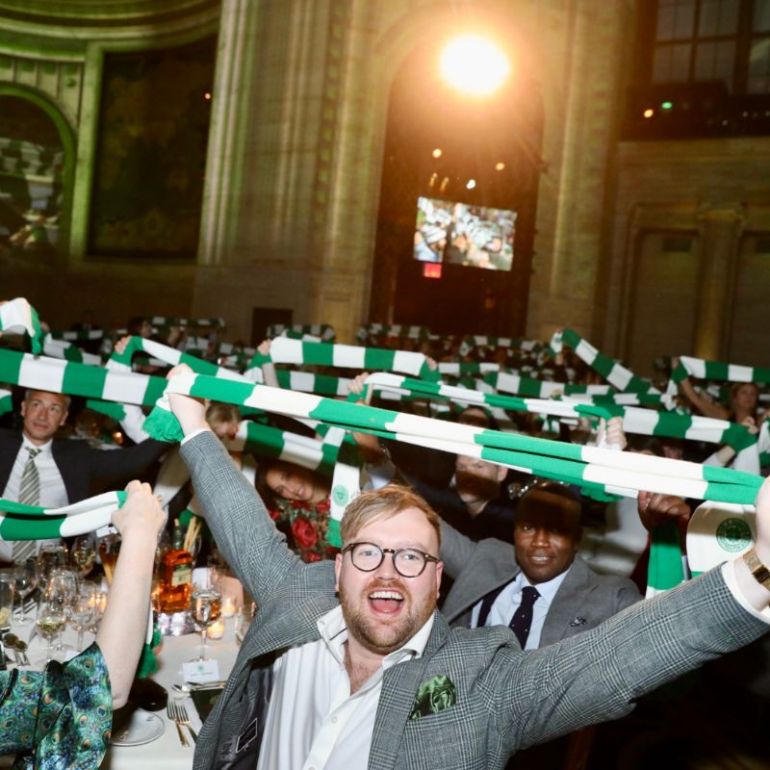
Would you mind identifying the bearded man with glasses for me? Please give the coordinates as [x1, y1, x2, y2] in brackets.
[166, 366, 770, 770]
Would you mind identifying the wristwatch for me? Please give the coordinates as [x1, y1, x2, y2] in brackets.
[742, 548, 770, 590]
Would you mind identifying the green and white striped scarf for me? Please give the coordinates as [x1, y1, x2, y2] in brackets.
[0, 298, 44, 354]
[550, 328, 660, 395]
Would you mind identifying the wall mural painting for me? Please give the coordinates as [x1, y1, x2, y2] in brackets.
[0, 96, 64, 258]
[88, 37, 216, 260]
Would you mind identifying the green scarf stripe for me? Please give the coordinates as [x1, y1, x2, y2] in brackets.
[438, 362, 501, 377]
[275, 370, 351, 397]
[156, 374, 762, 504]
[43, 336, 102, 365]
[266, 338, 441, 382]
[0, 348, 167, 407]
[646, 521, 686, 596]
[365, 373, 614, 423]
[669, 356, 770, 404]
[268, 323, 335, 342]
[85, 399, 127, 422]
[0, 491, 126, 540]
[149, 316, 225, 329]
[0, 298, 44, 354]
[111, 337, 240, 381]
[557, 328, 659, 395]
[50, 329, 105, 342]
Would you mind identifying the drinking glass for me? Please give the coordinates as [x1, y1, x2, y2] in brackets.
[190, 588, 221, 661]
[98, 534, 121, 583]
[45, 569, 78, 651]
[70, 535, 97, 578]
[34, 601, 67, 664]
[37, 544, 68, 582]
[0, 573, 15, 629]
[69, 586, 97, 651]
[13, 558, 38, 625]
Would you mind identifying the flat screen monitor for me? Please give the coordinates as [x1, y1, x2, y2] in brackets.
[414, 196, 516, 271]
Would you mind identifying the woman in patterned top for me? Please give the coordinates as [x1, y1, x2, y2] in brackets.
[0, 480, 164, 769]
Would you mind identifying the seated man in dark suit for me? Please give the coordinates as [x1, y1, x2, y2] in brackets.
[0, 388, 170, 562]
[439, 480, 642, 768]
[440, 480, 641, 640]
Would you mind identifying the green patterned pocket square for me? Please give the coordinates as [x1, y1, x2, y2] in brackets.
[409, 674, 457, 720]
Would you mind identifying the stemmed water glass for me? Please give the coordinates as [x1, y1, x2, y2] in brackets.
[35, 600, 67, 664]
[45, 569, 78, 652]
[69, 586, 97, 652]
[13, 558, 38, 625]
[0, 573, 15, 630]
[190, 588, 221, 662]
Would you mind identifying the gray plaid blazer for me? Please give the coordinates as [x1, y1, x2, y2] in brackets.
[182, 432, 769, 770]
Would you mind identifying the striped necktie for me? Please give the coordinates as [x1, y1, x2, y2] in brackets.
[509, 585, 540, 649]
[12, 447, 42, 564]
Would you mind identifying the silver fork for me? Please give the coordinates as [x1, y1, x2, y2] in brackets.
[166, 700, 189, 747]
[170, 699, 198, 744]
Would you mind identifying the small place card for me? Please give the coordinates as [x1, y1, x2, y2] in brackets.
[183, 658, 221, 684]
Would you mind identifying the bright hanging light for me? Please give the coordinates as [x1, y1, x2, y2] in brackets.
[439, 35, 510, 96]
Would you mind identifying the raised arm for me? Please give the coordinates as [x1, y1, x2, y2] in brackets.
[97, 480, 165, 708]
[167, 367, 329, 605]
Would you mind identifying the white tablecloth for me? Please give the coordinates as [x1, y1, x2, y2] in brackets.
[104, 623, 240, 769]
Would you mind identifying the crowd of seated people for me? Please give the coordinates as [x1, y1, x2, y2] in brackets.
[1, 305, 770, 768]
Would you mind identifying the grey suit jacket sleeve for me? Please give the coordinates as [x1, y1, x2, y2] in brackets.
[493, 566, 770, 750]
[180, 430, 326, 608]
[439, 519, 478, 578]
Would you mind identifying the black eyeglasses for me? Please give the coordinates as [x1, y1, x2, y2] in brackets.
[342, 542, 440, 578]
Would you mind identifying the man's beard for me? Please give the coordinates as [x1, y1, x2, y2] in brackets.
[338, 580, 435, 656]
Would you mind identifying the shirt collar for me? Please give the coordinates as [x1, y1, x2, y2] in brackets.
[517, 563, 572, 606]
[21, 436, 52, 455]
[317, 605, 435, 669]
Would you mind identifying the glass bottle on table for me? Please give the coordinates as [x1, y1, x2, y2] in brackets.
[159, 519, 193, 614]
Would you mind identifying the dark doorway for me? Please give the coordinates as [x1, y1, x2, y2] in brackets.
[371, 35, 543, 337]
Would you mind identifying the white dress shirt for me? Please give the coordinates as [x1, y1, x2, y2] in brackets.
[257, 605, 434, 770]
[0, 436, 67, 561]
[470, 567, 571, 649]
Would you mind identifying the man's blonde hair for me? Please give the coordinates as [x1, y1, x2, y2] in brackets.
[340, 485, 441, 548]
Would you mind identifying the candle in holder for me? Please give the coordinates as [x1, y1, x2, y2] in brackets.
[221, 595, 237, 618]
[207, 617, 225, 640]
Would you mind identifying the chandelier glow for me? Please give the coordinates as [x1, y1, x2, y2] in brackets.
[439, 36, 510, 96]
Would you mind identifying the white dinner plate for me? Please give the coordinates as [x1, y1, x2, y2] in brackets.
[110, 708, 165, 747]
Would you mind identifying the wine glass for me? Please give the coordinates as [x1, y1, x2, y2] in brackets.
[70, 535, 96, 578]
[45, 569, 78, 652]
[37, 544, 68, 582]
[69, 586, 97, 652]
[13, 558, 38, 624]
[0, 573, 14, 630]
[190, 588, 221, 661]
[35, 601, 67, 664]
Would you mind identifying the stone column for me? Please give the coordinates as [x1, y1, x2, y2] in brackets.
[693, 203, 745, 360]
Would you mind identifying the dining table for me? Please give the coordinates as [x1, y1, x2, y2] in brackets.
[0, 615, 241, 770]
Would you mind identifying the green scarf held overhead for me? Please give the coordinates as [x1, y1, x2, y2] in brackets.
[145, 373, 763, 541]
[0, 491, 126, 541]
[0, 298, 44, 354]
[550, 328, 660, 397]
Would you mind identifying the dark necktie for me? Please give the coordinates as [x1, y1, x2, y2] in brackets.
[13, 447, 42, 564]
[509, 585, 540, 649]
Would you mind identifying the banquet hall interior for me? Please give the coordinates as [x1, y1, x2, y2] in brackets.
[3, 2, 770, 769]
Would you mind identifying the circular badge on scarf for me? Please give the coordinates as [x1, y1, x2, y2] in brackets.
[716, 517, 752, 553]
[332, 485, 349, 507]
